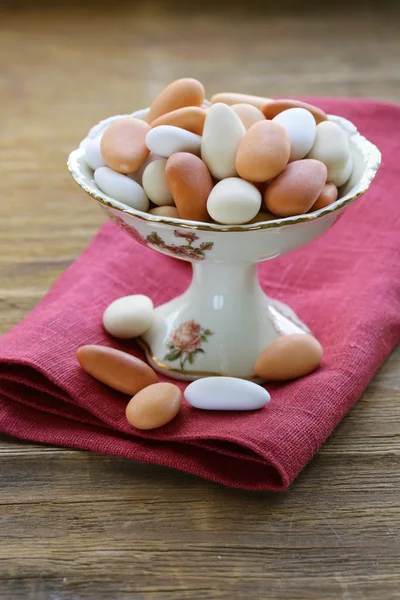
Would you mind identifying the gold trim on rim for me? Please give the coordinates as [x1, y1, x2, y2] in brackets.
[67, 112, 381, 232]
[137, 338, 260, 380]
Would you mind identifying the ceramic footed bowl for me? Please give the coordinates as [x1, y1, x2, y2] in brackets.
[68, 108, 381, 381]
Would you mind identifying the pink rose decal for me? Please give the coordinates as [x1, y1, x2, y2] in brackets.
[169, 320, 202, 352]
[174, 230, 199, 242]
[165, 320, 214, 370]
[110, 215, 147, 246]
[161, 245, 186, 256]
[109, 218, 214, 261]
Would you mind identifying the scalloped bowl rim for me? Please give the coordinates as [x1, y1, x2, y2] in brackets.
[67, 109, 381, 232]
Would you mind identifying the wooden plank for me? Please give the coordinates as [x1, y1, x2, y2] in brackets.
[0, 452, 398, 597]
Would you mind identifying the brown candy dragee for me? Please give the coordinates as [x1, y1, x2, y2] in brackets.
[150, 106, 206, 135]
[101, 118, 150, 174]
[264, 159, 327, 217]
[262, 99, 327, 124]
[146, 78, 205, 124]
[254, 334, 323, 381]
[311, 182, 338, 211]
[165, 152, 213, 222]
[126, 383, 182, 430]
[76, 345, 158, 395]
[235, 120, 290, 182]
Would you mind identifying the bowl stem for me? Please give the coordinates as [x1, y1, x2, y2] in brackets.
[140, 260, 311, 381]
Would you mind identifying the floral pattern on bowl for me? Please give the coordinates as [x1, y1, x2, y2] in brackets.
[109, 215, 214, 260]
[164, 320, 213, 370]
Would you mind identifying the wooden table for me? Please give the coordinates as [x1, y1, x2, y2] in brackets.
[1, 2, 399, 598]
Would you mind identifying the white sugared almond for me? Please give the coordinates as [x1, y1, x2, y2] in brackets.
[142, 159, 174, 206]
[128, 152, 161, 185]
[103, 295, 154, 339]
[201, 103, 246, 179]
[273, 108, 316, 162]
[329, 153, 353, 187]
[207, 178, 261, 225]
[94, 167, 149, 211]
[184, 377, 270, 410]
[145, 126, 201, 158]
[307, 121, 350, 182]
[83, 135, 107, 170]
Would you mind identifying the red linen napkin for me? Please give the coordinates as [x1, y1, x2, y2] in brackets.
[0, 98, 399, 491]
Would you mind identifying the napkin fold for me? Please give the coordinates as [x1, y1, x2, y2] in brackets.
[1, 98, 399, 490]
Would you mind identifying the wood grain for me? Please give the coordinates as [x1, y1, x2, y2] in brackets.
[0, 2, 399, 599]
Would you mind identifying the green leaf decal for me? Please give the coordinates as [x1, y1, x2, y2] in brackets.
[200, 242, 214, 251]
[203, 329, 214, 336]
[147, 232, 163, 246]
[164, 348, 182, 362]
[188, 353, 195, 364]
[200, 335, 208, 342]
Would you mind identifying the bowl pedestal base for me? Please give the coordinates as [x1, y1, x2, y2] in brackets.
[140, 262, 310, 382]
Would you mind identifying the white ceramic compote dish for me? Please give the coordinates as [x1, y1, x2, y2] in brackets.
[68, 108, 380, 381]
